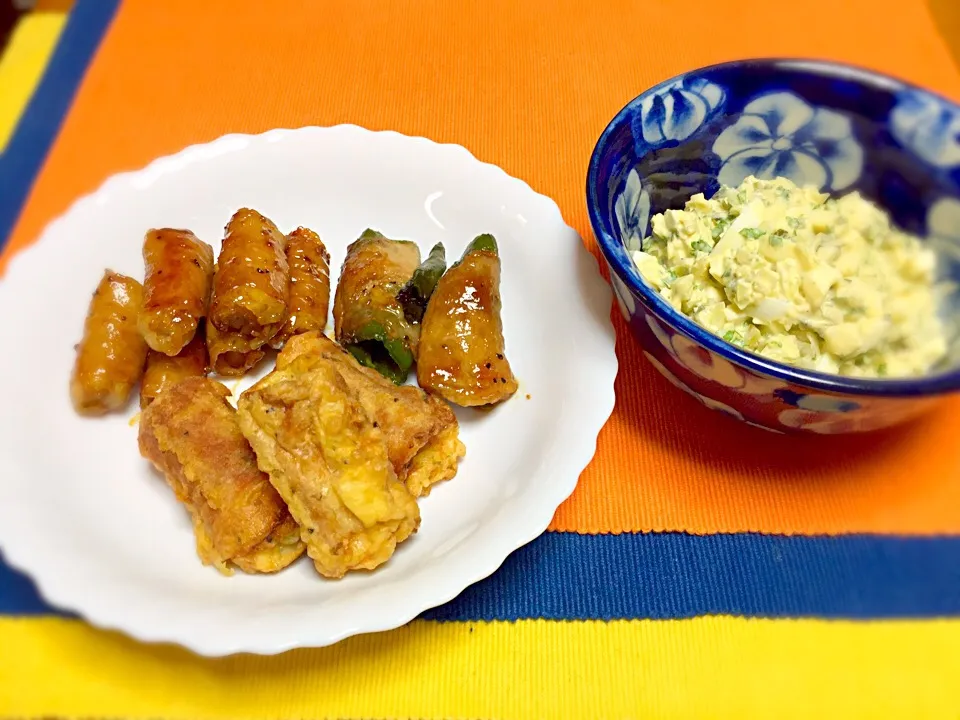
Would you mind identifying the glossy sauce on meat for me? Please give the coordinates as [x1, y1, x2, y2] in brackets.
[273, 227, 330, 347]
[139, 329, 209, 408]
[139, 228, 215, 356]
[417, 243, 516, 406]
[206, 316, 266, 376]
[208, 208, 290, 342]
[207, 209, 290, 374]
[70, 270, 149, 415]
[333, 232, 421, 382]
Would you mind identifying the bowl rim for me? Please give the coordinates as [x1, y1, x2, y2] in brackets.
[586, 56, 960, 398]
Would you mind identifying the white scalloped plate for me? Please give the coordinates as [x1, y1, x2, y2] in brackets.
[0, 126, 617, 656]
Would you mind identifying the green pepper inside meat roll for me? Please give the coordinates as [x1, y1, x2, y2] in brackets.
[397, 242, 447, 324]
[333, 229, 422, 384]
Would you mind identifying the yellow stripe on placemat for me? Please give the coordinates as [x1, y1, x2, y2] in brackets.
[0, 12, 69, 153]
[1, 616, 958, 719]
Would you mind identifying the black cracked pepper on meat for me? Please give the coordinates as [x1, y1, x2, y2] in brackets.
[272, 226, 331, 347]
[416, 233, 517, 406]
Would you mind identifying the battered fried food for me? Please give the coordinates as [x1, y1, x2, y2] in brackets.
[237, 360, 420, 578]
[139, 329, 208, 408]
[279, 332, 464, 496]
[417, 234, 517, 406]
[70, 270, 149, 415]
[272, 227, 331, 348]
[403, 424, 463, 497]
[138, 377, 304, 574]
[333, 229, 421, 383]
[231, 513, 305, 574]
[139, 228, 215, 356]
[207, 208, 289, 372]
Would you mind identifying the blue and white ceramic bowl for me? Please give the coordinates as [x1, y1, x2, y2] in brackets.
[587, 59, 960, 435]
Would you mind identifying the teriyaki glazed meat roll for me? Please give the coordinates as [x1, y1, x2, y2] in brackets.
[333, 229, 422, 384]
[207, 208, 290, 375]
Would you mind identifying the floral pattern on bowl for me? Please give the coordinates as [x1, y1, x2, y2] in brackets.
[926, 197, 960, 267]
[642, 350, 754, 423]
[587, 59, 960, 435]
[636, 310, 887, 434]
[777, 401, 931, 434]
[712, 91, 863, 191]
[632, 77, 725, 148]
[644, 315, 786, 396]
[890, 90, 960, 169]
[772, 389, 859, 413]
[613, 169, 650, 252]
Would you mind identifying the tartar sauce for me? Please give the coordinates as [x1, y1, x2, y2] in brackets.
[632, 176, 949, 378]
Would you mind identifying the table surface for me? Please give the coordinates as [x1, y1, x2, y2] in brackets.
[0, 6, 68, 151]
[2, 2, 960, 719]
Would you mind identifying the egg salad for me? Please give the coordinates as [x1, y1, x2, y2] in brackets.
[632, 175, 949, 377]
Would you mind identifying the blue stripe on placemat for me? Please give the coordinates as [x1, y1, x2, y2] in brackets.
[0, 0, 121, 249]
[4, 531, 960, 620]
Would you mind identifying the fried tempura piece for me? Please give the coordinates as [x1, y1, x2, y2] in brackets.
[138, 377, 304, 574]
[139, 329, 208, 408]
[207, 208, 289, 369]
[237, 360, 420, 578]
[187, 509, 305, 575]
[139, 229, 215, 356]
[403, 424, 463, 497]
[418, 234, 517, 406]
[272, 227, 331, 348]
[231, 514, 305, 574]
[206, 318, 265, 376]
[70, 270, 148, 415]
[279, 332, 464, 496]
